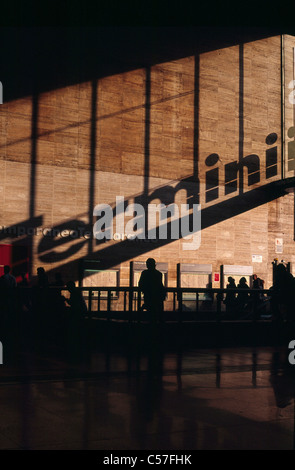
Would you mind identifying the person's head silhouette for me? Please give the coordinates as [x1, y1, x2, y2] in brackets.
[37, 267, 45, 277]
[66, 280, 76, 292]
[4, 265, 10, 274]
[146, 258, 156, 270]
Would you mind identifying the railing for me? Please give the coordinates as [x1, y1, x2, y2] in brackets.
[10, 285, 290, 348]
[12, 285, 281, 324]
[60, 286, 274, 323]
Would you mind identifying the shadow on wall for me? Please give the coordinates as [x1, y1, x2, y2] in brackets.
[1, 173, 295, 283]
[1, 28, 294, 282]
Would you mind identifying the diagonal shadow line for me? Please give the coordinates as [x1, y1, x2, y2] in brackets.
[239, 43, 244, 196]
[0, 89, 194, 151]
[41, 176, 295, 277]
[28, 93, 38, 277]
[193, 53, 200, 190]
[88, 79, 97, 255]
[144, 66, 151, 198]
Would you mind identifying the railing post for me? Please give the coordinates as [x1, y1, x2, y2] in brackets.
[252, 293, 258, 323]
[216, 290, 222, 347]
[137, 290, 142, 323]
[107, 290, 111, 322]
[124, 290, 127, 312]
[216, 290, 222, 322]
[173, 289, 176, 311]
[129, 286, 134, 322]
[178, 289, 182, 324]
[97, 289, 101, 314]
[88, 288, 92, 320]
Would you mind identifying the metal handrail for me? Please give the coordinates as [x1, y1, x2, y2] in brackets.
[21, 285, 273, 323]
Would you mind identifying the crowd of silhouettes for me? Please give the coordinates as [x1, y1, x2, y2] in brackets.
[0, 265, 17, 335]
[0, 260, 294, 354]
[224, 274, 267, 318]
[0, 264, 90, 358]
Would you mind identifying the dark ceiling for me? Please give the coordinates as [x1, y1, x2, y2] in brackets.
[0, 26, 292, 102]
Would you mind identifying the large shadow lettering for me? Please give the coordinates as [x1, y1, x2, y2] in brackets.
[37, 220, 90, 263]
[205, 132, 279, 202]
[1, 27, 295, 282]
[32, 173, 295, 281]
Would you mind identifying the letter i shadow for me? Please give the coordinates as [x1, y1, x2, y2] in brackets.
[205, 153, 219, 202]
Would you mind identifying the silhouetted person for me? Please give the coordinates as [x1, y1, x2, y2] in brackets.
[17, 272, 31, 315]
[31, 267, 50, 341]
[18, 272, 29, 287]
[224, 276, 237, 315]
[65, 281, 87, 360]
[54, 272, 64, 287]
[251, 274, 265, 316]
[36, 267, 49, 288]
[270, 263, 295, 328]
[138, 258, 166, 324]
[236, 277, 250, 313]
[51, 272, 66, 309]
[252, 274, 260, 289]
[66, 281, 87, 315]
[269, 351, 295, 409]
[0, 265, 17, 288]
[0, 265, 17, 334]
[252, 274, 265, 295]
[203, 281, 213, 304]
[49, 272, 67, 343]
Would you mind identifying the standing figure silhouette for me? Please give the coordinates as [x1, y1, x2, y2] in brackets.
[138, 258, 166, 324]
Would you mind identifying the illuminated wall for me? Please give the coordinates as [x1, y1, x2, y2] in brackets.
[0, 34, 295, 288]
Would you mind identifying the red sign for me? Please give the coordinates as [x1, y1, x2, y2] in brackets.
[214, 273, 220, 282]
[0, 244, 29, 282]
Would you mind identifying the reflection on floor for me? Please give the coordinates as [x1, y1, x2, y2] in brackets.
[0, 331, 294, 451]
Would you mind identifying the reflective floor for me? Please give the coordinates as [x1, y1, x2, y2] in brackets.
[0, 336, 294, 450]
